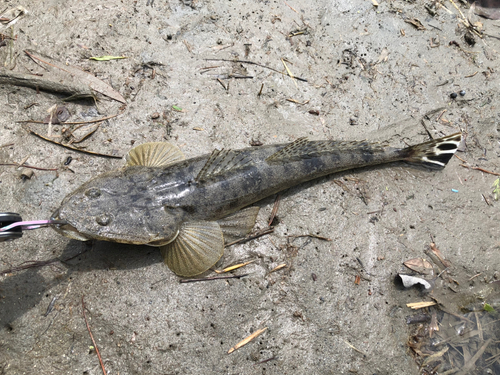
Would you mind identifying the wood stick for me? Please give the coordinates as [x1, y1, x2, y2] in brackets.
[82, 296, 107, 375]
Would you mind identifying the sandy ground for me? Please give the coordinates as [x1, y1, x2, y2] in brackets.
[0, 0, 499, 374]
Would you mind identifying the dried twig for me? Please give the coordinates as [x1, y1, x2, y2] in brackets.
[0, 163, 58, 171]
[289, 234, 332, 241]
[0, 259, 58, 275]
[284, 1, 299, 13]
[204, 58, 307, 82]
[217, 78, 227, 90]
[82, 296, 106, 375]
[407, 301, 437, 309]
[28, 128, 122, 159]
[286, 98, 309, 105]
[180, 274, 249, 283]
[269, 263, 287, 273]
[456, 338, 492, 375]
[17, 113, 120, 125]
[460, 164, 500, 176]
[228, 327, 268, 354]
[268, 194, 281, 226]
[254, 356, 276, 365]
[440, 308, 475, 324]
[0, 250, 88, 276]
[343, 339, 367, 356]
[482, 194, 492, 206]
[465, 71, 478, 78]
[468, 272, 482, 281]
[225, 228, 274, 247]
[257, 83, 264, 97]
[281, 58, 298, 88]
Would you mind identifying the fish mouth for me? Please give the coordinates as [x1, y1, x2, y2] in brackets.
[51, 209, 91, 242]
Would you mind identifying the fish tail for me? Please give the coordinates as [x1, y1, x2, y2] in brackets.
[401, 132, 462, 168]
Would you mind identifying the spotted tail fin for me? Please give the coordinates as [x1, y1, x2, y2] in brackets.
[402, 133, 462, 169]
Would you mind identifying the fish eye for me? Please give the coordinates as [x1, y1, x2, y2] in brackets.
[85, 188, 101, 198]
[96, 213, 112, 226]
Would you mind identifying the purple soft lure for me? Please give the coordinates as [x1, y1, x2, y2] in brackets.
[0, 219, 67, 232]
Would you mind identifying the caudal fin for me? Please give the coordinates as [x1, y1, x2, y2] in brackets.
[403, 132, 462, 168]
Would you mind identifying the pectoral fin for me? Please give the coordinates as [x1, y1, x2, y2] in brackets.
[160, 221, 224, 277]
[126, 142, 185, 167]
[217, 207, 260, 243]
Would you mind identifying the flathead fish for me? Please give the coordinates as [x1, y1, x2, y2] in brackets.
[52, 133, 462, 276]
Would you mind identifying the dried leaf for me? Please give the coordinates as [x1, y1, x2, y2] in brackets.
[376, 47, 389, 64]
[429, 310, 439, 337]
[430, 243, 452, 268]
[404, 18, 426, 30]
[24, 50, 126, 104]
[471, 2, 500, 19]
[69, 123, 101, 143]
[403, 258, 433, 275]
[421, 346, 448, 367]
[354, 275, 361, 285]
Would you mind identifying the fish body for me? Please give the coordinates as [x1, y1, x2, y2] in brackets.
[52, 133, 462, 276]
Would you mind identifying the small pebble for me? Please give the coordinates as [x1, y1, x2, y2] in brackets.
[459, 90, 466, 96]
[450, 92, 458, 99]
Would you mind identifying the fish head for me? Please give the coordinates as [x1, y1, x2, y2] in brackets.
[51, 169, 183, 246]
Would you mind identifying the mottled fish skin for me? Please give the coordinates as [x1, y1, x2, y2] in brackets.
[52, 134, 462, 246]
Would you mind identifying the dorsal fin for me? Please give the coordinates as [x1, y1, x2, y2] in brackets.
[126, 142, 185, 167]
[266, 138, 387, 163]
[266, 137, 309, 162]
[196, 149, 251, 182]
